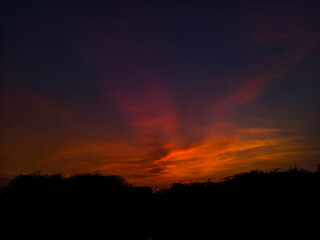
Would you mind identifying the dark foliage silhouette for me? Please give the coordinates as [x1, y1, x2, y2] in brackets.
[1, 167, 319, 239]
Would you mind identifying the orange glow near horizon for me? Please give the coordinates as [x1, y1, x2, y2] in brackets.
[4, 119, 315, 187]
[1, 73, 320, 186]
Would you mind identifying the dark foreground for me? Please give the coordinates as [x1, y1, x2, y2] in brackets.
[1, 167, 319, 239]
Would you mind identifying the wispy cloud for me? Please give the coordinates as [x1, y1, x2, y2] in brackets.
[29, 124, 318, 186]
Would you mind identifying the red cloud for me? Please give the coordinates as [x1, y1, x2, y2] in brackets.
[110, 82, 177, 141]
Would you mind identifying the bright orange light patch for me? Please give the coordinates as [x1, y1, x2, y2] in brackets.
[14, 123, 316, 187]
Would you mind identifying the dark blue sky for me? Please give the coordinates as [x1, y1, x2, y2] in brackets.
[1, 0, 320, 185]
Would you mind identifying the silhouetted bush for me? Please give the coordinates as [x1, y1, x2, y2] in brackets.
[1, 167, 319, 239]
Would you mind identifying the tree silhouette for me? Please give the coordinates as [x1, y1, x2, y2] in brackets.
[1, 166, 319, 239]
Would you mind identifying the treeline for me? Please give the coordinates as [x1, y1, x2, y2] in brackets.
[1, 167, 320, 239]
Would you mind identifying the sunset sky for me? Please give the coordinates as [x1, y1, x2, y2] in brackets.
[1, 0, 320, 186]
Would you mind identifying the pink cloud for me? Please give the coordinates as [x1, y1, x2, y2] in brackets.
[109, 81, 177, 141]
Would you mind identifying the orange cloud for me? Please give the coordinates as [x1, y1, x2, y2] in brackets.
[42, 126, 314, 185]
[3, 121, 317, 187]
[138, 127, 319, 185]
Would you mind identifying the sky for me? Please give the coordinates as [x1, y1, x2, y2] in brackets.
[1, 0, 320, 186]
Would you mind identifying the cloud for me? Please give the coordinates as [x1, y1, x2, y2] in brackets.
[2, 1, 319, 186]
[109, 81, 178, 142]
[36, 123, 318, 186]
[142, 127, 320, 184]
